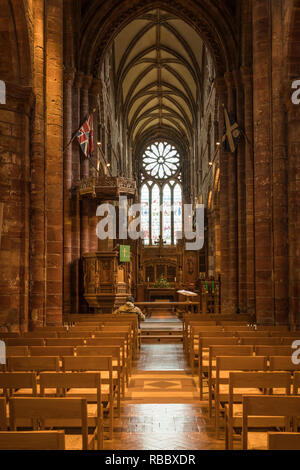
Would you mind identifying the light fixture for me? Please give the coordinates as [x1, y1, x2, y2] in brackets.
[97, 142, 101, 146]
[216, 142, 221, 147]
[107, 163, 111, 168]
[209, 161, 213, 166]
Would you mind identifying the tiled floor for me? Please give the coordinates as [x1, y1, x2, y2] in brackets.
[103, 343, 226, 450]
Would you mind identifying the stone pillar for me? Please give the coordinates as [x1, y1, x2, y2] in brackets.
[225, 71, 238, 313]
[215, 77, 230, 313]
[29, 0, 46, 329]
[63, 68, 75, 314]
[252, 0, 274, 324]
[271, 0, 289, 325]
[233, 69, 247, 313]
[89, 78, 102, 253]
[287, 103, 300, 327]
[241, 67, 256, 316]
[0, 84, 34, 332]
[45, 0, 64, 325]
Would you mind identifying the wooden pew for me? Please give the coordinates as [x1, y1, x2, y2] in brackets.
[9, 397, 99, 450]
[62, 356, 114, 439]
[46, 338, 86, 347]
[76, 346, 122, 407]
[208, 346, 254, 417]
[225, 372, 291, 449]
[0, 372, 37, 398]
[198, 337, 240, 398]
[40, 372, 103, 448]
[23, 331, 58, 338]
[0, 430, 65, 450]
[267, 432, 300, 450]
[29, 346, 75, 358]
[215, 356, 268, 438]
[7, 357, 59, 373]
[5, 338, 45, 347]
[0, 398, 6, 430]
[242, 395, 300, 450]
[6, 346, 29, 357]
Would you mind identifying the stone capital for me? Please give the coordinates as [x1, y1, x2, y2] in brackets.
[90, 78, 102, 96]
[74, 71, 84, 89]
[240, 66, 253, 89]
[64, 67, 76, 85]
[81, 74, 93, 91]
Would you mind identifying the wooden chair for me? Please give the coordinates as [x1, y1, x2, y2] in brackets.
[29, 346, 75, 358]
[46, 338, 86, 347]
[93, 331, 131, 373]
[267, 432, 300, 450]
[270, 356, 300, 372]
[0, 372, 37, 398]
[6, 346, 29, 357]
[0, 398, 6, 430]
[255, 346, 292, 357]
[40, 372, 103, 448]
[76, 346, 122, 406]
[215, 356, 268, 438]
[23, 331, 58, 338]
[7, 357, 60, 374]
[5, 338, 45, 347]
[9, 397, 98, 450]
[0, 431, 65, 450]
[242, 395, 300, 450]
[208, 346, 254, 417]
[62, 356, 114, 439]
[225, 371, 291, 449]
[198, 337, 239, 399]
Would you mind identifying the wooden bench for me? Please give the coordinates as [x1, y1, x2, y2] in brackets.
[9, 397, 99, 450]
[208, 346, 254, 417]
[0, 398, 6, 430]
[0, 430, 66, 450]
[7, 356, 59, 374]
[62, 356, 114, 439]
[242, 395, 300, 450]
[40, 372, 103, 448]
[267, 432, 300, 450]
[225, 372, 291, 449]
[0, 372, 37, 398]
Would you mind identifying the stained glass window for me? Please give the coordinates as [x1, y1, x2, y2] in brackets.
[163, 184, 171, 245]
[142, 142, 180, 180]
[151, 184, 161, 245]
[140, 141, 182, 245]
[141, 184, 150, 245]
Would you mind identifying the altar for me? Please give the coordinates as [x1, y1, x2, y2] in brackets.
[146, 288, 177, 302]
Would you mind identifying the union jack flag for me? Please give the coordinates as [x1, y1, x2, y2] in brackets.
[76, 113, 94, 158]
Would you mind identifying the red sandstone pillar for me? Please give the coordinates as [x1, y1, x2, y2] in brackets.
[252, 0, 274, 325]
[225, 71, 238, 314]
[215, 77, 230, 314]
[45, 0, 64, 325]
[241, 67, 256, 317]
[63, 68, 75, 314]
[287, 103, 300, 327]
[233, 69, 247, 313]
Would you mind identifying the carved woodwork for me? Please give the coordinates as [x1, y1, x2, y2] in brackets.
[83, 251, 131, 313]
[79, 176, 136, 200]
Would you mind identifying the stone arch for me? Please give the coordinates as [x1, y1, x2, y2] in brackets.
[0, 0, 32, 85]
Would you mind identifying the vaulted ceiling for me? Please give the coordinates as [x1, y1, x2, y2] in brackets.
[113, 9, 206, 149]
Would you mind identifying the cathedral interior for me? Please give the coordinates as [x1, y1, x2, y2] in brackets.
[0, 0, 300, 452]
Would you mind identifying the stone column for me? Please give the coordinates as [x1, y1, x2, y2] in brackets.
[0, 84, 34, 332]
[215, 77, 230, 313]
[29, 0, 46, 329]
[225, 71, 238, 313]
[252, 0, 274, 324]
[45, 0, 64, 325]
[287, 103, 300, 327]
[233, 69, 247, 313]
[241, 67, 256, 316]
[63, 68, 75, 314]
[271, 0, 289, 325]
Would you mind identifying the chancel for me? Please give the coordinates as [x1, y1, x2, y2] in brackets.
[0, 0, 300, 452]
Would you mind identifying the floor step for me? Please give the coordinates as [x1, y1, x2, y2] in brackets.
[141, 335, 183, 343]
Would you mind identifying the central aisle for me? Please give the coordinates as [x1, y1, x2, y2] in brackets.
[103, 343, 223, 450]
